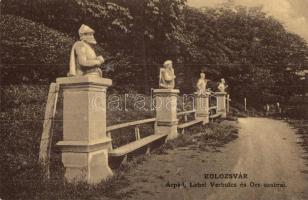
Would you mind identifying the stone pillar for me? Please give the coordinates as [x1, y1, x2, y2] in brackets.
[194, 92, 210, 124]
[226, 94, 230, 113]
[56, 76, 113, 184]
[154, 89, 179, 140]
[215, 92, 227, 118]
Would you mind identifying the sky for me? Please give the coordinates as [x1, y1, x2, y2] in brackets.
[187, 0, 308, 42]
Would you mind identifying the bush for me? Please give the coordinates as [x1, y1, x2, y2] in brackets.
[284, 105, 308, 119]
[0, 84, 156, 199]
[0, 84, 48, 199]
[0, 15, 109, 84]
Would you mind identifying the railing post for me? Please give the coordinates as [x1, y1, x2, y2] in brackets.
[135, 126, 141, 140]
[56, 76, 113, 184]
[215, 92, 227, 118]
[154, 89, 179, 140]
[194, 92, 210, 124]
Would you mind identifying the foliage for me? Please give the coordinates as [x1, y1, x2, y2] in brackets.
[2, 0, 133, 40]
[1, 1, 307, 198]
[111, 0, 188, 92]
[156, 120, 239, 154]
[0, 84, 156, 199]
[0, 15, 106, 84]
[284, 104, 308, 119]
[0, 15, 121, 85]
[1, 0, 308, 102]
[183, 5, 308, 104]
[0, 15, 71, 83]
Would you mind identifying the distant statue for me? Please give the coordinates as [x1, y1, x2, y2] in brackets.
[159, 60, 176, 89]
[68, 24, 104, 77]
[265, 104, 270, 116]
[196, 73, 208, 95]
[217, 78, 228, 92]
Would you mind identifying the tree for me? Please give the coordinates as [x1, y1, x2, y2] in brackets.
[2, 0, 308, 105]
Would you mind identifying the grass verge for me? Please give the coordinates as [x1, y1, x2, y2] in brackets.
[155, 119, 239, 154]
[1, 118, 239, 200]
[287, 119, 308, 155]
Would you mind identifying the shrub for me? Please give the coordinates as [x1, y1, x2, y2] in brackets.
[0, 84, 156, 199]
[0, 14, 109, 84]
[284, 105, 308, 120]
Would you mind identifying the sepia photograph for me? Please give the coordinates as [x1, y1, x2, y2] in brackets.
[1, 0, 308, 199]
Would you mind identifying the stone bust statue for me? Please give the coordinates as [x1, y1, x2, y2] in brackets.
[196, 72, 208, 95]
[68, 24, 104, 77]
[217, 78, 228, 92]
[159, 60, 176, 89]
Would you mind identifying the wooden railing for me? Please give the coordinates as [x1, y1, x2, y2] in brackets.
[106, 117, 168, 164]
[177, 110, 203, 134]
[177, 110, 196, 122]
[107, 118, 155, 132]
[209, 106, 217, 111]
[106, 118, 156, 148]
[177, 109, 197, 119]
[106, 92, 225, 162]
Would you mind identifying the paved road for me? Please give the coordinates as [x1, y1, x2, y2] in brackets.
[116, 118, 308, 200]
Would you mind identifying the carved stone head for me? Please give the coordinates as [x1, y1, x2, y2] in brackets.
[200, 73, 205, 79]
[163, 60, 173, 69]
[79, 24, 97, 45]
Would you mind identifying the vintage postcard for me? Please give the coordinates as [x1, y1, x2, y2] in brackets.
[1, 0, 308, 199]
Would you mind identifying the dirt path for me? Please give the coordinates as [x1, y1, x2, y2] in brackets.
[113, 118, 308, 200]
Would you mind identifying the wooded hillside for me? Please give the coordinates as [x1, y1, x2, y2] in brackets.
[1, 0, 307, 106]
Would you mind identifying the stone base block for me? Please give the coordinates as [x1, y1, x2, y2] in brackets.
[217, 109, 227, 118]
[196, 113, 209, 124]
[155, 120, 178, 140]
[62, 149, 112, 184]
[194, 92, 210, 124]
[155, 126, 178, 140]
[57, 138, 113, 184]
[215, 92, 227, 118]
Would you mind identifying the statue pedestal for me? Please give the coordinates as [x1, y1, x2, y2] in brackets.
[154, 89, 179, 140]
[215, 92, 227, 118]
[226, 94, 231, 114]
[56, 76, 113, 184]
[194, 92, 210, 124]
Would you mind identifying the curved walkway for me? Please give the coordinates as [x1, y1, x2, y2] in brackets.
[113, 118, 308, 200]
